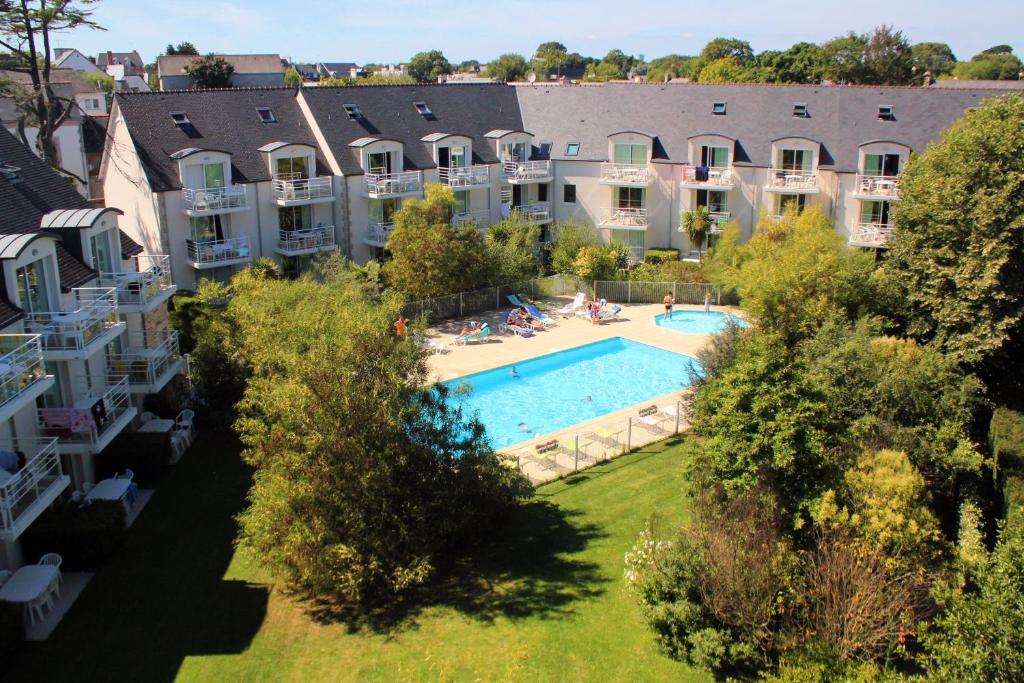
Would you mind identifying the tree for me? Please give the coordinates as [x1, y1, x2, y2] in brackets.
[546, 219, 598, 274]
[699, 37, 754, 65]
[164, 41, 198, 56]
[83, 71, 114, 93]
[381, 184, 494, 298]
[456, 58, 480, 72]
[0, 0, 102, 182]
[283, 66, 302, 87]
[532, 41, 568, 75]
[883, 95, 1024, 391]
[680, 206, 711, 260]
[911, 42, 957, 78]
[953, 50, 1023, 80]
[697, 56, 754, 83]
[486, 53, 528, 82]
[757, 42, 824, 83]
[862, 25, 914, 84]
[819, 32, 868, 83]
[185, 54, 234, 89]
[982, 44, 1014, 55]
[407, 50, 452, 83]
[484, 212, 541, 283]
[646, 54, 696, 82]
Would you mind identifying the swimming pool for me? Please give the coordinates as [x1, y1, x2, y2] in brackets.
[655, 310, 746, 335]
[443, 337, 699, 449]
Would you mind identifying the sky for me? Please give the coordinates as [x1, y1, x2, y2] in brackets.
[53, 0, 1023, 67]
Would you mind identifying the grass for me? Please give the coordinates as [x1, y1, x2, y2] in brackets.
[8, 434, 707, 682]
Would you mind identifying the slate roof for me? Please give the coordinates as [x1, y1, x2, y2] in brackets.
[931, 79, 1024, 90]
[299, 83, 524, 175]
[114, 88, 330, 191]
[515, 82, 1021, 171]
[97, 51, 145, 69]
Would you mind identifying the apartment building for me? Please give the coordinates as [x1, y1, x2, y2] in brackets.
[0, 128, 182, 569]
[157, 54, 284, 90]
[101, 81, 1017, 281]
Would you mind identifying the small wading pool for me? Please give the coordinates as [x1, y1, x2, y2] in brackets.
[655, 310, 746, 335]
[442, 337, 699, 449]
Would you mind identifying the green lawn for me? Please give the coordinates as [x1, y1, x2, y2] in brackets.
[9, 434, 707, 682]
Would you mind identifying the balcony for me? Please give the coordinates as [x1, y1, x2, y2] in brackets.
[600, 163, 651, 186]
[186, 236, 252, 269]
[38, 376, 137, 455]
[708, 210, 731, 233]
[680, 166, 735, 190]
[180, 186, 248, 216]
[598, 207, 648, 230]
[109, 332, 185, 395]
[853, 174, 900, 200]
[849, 222, 893, 248]
[364, 220, 395, 248]
[275, 226, 336, 257]
[24, 288, 125, 361]
[765, 168, 819, 193]
[0, 437, 68, 542]
[272, 174, 335, 206]
[97, 255, 177, 314]
[503, 160, 552, 184]
[0, 335, 53, 424]
[365, 171, 422, 198]
[451, 209, 490, 228]
[509, 202, 552, 224]
[439, 165, 490, 189]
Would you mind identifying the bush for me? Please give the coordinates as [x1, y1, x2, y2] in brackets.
[645, 248, 680, 264]
[22, 501, 127, 570]
[991, 407, 1024, 472]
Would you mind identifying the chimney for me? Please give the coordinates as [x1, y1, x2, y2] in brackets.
[106, 50, 113, 66]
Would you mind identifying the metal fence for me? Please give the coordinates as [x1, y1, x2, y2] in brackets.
[594, 280, 737, 305]
[402, 274, 591, 322]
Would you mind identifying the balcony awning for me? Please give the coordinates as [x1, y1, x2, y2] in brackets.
[421, 132, 468, 143]
[169, 147, 229, 159]
[0, 232, 54, 260]
[257, 141, 314, 153]
[40, 207, 123, 230]
[483, 129, 531, 138]
[349, 136, 381, 148]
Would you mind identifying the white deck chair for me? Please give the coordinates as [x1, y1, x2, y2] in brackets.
[556, 292, 586, 318]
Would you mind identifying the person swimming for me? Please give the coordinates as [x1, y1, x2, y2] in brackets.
[509, 365, 519, 378]
[583, 395, 592, 402]
[518, 422, 529, 432]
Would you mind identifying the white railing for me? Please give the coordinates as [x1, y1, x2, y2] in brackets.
[181, 186, 247, 212]
[503, 160, 552, 182]
[277, 227, 335, 253]
[97, 254, 174, 309]
[600, 163, 650, 184]
[365, 171, 422, 196]
[451, 209, 490, 227]
[186, 236, 251, 266]
[766, 168, 818, 190]
[599, 207, 648, 228]
[38, 376, 132, 448]
[0, 437, 64, 534]
[709, 211, 730, 232]
[855, 174, 900, 198]
[511, 202, 552, 223]
[0, 335, 46, 408]
[439, 165, 490, 188]
[849, 222, 893, 247]
[366, 220, 396, 246]
[681, 166, 734, 186]
[108, 331, 182, 388]
[272, 174, 334, 202]
[24, 288, 121, 354]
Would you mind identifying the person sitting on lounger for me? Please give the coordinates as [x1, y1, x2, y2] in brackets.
[516, 306, 545, 331]
[458, 321, 483, 337]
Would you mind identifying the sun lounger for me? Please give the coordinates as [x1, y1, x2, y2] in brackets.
[506, 294, 527, 307]
[525, 303, 557, 327]
[637, 405, 668, 434]
[454, 324, 492, 345]
[583, 426, 621, 449]
[500, 310, 535, 337]
[557, 292, 586, 318]
[595, 305, 622, 323]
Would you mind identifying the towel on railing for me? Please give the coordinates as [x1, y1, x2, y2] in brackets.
[696, 166, 709, 181]
[40, 408, 96, 434]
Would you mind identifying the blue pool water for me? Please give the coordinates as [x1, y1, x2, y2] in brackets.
[443, 337, 699, 449]
[655, 310, 746, 335]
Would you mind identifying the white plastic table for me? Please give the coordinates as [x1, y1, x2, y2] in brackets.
[0, 565, 59, 603]
[137, 419, 175, 433]
[85, 477, 131, 503]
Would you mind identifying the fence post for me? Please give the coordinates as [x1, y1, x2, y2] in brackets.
[627, 417, 632, 453]
[676, 401, 682, 434]
[459, 293, 464, 318]
[717, 288, 721, 306]
[574, 435, 579, 472]
[672, 282, 677, 302]
[495, 286, 500, 310]
[627, 280, 632, 304]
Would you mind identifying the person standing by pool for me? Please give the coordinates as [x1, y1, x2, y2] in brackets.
[663, 291, 675, 319]
[704, 291, 712, 314]
[394, 314, 408, 338]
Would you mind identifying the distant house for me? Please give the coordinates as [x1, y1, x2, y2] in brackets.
[54, 48, 103, 75]
[374, 64, 408, 77]
[288, 62, 320, 82]
[157, 54, 284, 90]
[316, 62, 365, 80]
[97, 51, 151, 92]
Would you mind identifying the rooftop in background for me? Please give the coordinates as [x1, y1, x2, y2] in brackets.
[157, 53, 284, 77]
[931, 79, 1024, 89]
[96, 50, 146, 70]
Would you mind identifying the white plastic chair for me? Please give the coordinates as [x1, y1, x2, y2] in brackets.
[139, 411, 155, 424]
[175, 409, 196, 442]
[71, 490, 84, 504]
[171, 430, 188, 461]
[39, 553, 62, 569]
[116, 469, 134, 481]
[39, 552, 64, 596]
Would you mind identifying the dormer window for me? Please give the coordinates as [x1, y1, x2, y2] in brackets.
[878, 105, 895, 121]
[413, 101, 432, 116]
[793, 103, 809, 118]
[565, 142, 580, 156]
[538, 142, 552, 157]
[712, 101, 727, 115]
[343, 103, 361, 119]
[256, 107, 275, 123]
[170, 111, 190, 126]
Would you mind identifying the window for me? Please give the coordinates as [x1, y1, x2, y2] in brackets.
[615, 187, 644, 209]
[712, 101, 727, 115]
[170, 111, 190, 126]
[779, 149, 814, 173]
[256, 107, 276, 123]
[538, 184, 548, 202]
[614, 143, 647, 166]
[190, 215, 224, 243]
[700, 145, 729, 168]
[501, 141, 528, 162]
[878, 105, 895, 121]
[859, 200, 891, 224]
[447, 145, 467, 168]
[343, 103, 361, 119]
[275, 155, 309, 179]
[453, 190, 468, 215]
[565, 142, 580, 156]
[563, 183, 576, 203]
[367, 151, 391, 175]
[538, 142, 552, 158]
[90, 232, 115, 273]
[369, 198, 400, 224]
[793, 103, 809, 118]
[696, 189, 728, 214]
[863, 153, 900, 177]
[279, 205, 310, 231]
[15, 259, 50, 313]
[776, 193, 806, 215]
[413, 101, 432, 116]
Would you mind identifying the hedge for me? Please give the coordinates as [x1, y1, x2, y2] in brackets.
[990, 407, 1024, 522]
[644, 248, 680, 265]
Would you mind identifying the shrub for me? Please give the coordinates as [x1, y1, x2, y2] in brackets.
[645, 248, 680, 264]
[991, 407, 1024, 472]
[22, 501, 127, 570]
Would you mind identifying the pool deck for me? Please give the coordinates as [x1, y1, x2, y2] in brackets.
[425, 298, 740, 484]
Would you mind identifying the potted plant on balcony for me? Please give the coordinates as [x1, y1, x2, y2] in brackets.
[680, 205, 712, 263]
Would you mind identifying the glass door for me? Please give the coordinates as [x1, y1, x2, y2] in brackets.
[190, 215, 224, 243]
[203, 162, 225, 189]
[275, 156, 309, 179]
[616, 187, 644, 209]
[90, 231, 115, 273]
[701, 145, 729, 168]
[16, 259, 51, 313]
[367, 152, 391, 175]
[614, 143, 646, 166]
[449, 146, 467, 168]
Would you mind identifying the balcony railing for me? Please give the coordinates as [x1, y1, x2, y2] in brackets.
[272, 174, 334, 204]
[181, 186, 247, 213]
[854, 174, 900, 198]
[709, 211, 731, 232]
[97, 255, 175, 311]
[598, 207, 648, 229]
[365, 171, 422, 197]
[510, 202, 552, 223]
[439, 165, 490, 188]
[503, 160, 552, 182]
[108, 331, 183, 390]
[24, 288, 122, 355]
[38, 376, 133, 449]
[0, 335, 47, 409]
[451, 209, 490, 227]
[0, 437, 66, 538]
[276, 227, 336, 255]
[849, 222, 893, 248]
[600, 163, 651, 185]
[365, 220, 395, 247]
[681, 166, 734, 187]
[766, 168, 818, 191]
[186, 236, 252, 267]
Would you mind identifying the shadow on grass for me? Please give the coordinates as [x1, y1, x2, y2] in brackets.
[7, 432, 269, 683]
